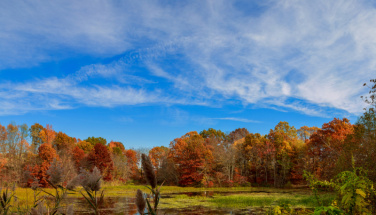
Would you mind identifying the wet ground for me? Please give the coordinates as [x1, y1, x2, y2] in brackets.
[69, 190, 310, 214]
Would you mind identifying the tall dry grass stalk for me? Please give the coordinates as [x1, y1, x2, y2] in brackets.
[135, 153, 164, 215]
[142, 154, 157, 189]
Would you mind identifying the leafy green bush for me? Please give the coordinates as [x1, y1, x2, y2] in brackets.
[304, 156, 376, 215]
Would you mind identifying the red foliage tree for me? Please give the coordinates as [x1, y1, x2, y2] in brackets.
[72, 146, 85, 171]
[87, 143, 114, 181]
[169, 131, 213, 186]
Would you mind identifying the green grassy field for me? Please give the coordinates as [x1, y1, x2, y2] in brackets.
[9, 184, 335, 213]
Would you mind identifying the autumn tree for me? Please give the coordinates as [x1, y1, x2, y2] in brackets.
[107, 141, 128, 181]
[268, 121, 301, 187]
[72, 146, 85, 171]
[53, 131, 75, 153]
[3, 123, 29, 181]
[339, 79, 376, 181]
[228, 128, 249, 143]
[30, 123, 44, 153]
[297, 126, 319, 142]
[77, 140, 94, 153]
[242, 133, 266, 183]
[169, 131, 213, 186]
[0, 124, 7, 155]
[149, 146, 169, 181]
[87, 143, 114, 181]
[108, 141, 125, 155]
[85, 136, 107, 146]
[124, 149, 138, 180]
[306, 118, 354, 180]
[39, 124, 56, 145]
[201, 128, 239, 186]
[200, 128, 227, 140]
[32, 143, 59, 187]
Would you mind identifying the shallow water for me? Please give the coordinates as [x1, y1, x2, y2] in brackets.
[67, 190, 309, 214]
[69, 196, 253, 215]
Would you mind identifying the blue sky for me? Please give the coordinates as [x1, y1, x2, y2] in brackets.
[0, 0, 374, 148]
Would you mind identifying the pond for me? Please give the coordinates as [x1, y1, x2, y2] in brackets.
[67, 190, 314, 214]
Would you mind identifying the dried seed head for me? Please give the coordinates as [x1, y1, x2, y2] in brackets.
[87, 166, 102, 192]
[141, 154, 156, 189]
[66, 175, 79, 190]
[78, 167, 102, 192]
[136, 189, 146, 215]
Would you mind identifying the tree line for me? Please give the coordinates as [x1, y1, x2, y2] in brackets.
[0, 79, 375, 188]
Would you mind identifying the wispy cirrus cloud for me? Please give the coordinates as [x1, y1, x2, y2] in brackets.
[0, 0, 374, 116]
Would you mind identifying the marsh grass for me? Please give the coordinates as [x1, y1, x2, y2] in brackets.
[10, 184, 335, 213]
[210, 193, 336, 208]
[158, 191, 336, 211]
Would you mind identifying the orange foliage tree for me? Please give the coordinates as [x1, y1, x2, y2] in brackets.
[39, 124, 56, 145]
[149, 146, 168, 175]
[27, 143, 59, 187]
[306, 118, 354, 179]
[108, 141, 126, 155]
[53, 131, 75, 152]
[124, 149, 138, 180]
[169, 131, 213, 186]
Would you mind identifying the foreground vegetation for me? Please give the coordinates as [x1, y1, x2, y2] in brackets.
[2, 184, 328, 213]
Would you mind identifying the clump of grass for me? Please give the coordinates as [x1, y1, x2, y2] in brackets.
[210, 193, 336, 209]
[0, 186, 16, 215]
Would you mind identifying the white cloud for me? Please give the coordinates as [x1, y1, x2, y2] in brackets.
[0, 0, 374, 115]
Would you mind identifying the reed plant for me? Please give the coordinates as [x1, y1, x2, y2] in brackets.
[68, 166, 104, 215]
[135, 154, 163, 215]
